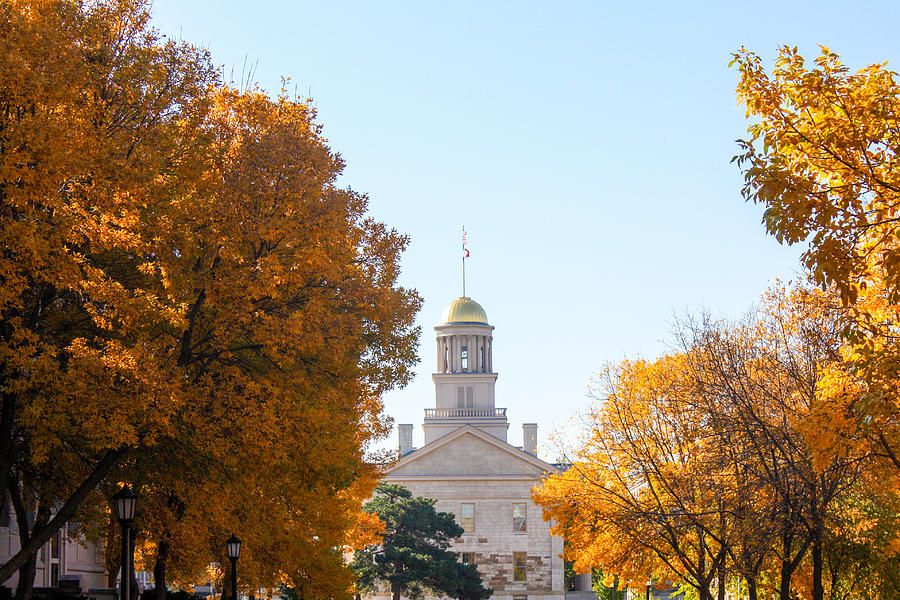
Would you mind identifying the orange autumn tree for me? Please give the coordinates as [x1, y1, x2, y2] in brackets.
[534, 284, 881, 600]
[534, 354, 733, 600]
[678, 285, 872, 600]
[0, 2, 419, 598]
[732, 46, 900, 495]
[116, 83, 420, 599]
[0, 0, 217, 593]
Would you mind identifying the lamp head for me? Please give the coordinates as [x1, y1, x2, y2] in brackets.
[112, 486, 137, 524]
[226, 533, 242, 559]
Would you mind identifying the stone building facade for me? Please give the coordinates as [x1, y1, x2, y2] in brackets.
[0, 512, 108, 594]
[379, 296, 577, 600]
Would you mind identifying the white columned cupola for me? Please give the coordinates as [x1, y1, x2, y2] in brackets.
[425, 297, 507, 444]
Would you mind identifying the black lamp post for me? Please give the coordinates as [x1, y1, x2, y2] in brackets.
[112, 486, 137, 600]
[226, 534, 241, 600]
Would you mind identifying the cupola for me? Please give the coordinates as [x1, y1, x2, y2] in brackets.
[428, 295, 504, 444]
[440, 297, 489, 325]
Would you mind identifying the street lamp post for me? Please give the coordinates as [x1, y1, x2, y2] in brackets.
[226, 534, 242, 600]
[112, 486, 137, 600]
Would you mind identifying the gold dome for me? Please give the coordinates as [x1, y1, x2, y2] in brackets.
[440, 297, 489, 325]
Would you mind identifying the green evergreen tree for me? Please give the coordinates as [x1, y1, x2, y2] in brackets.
[591, 570, 628, 600]
[351, 484, 491, 600]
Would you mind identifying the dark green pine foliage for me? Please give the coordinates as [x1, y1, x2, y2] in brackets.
[351, 484, 492, 600]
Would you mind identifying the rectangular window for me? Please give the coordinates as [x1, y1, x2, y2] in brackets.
[461, 346, 468, 370]
[460, 503, 475, 532]
[0, 492, 9, 527]
[465, 386, 474, 408]
[461, 552, 475, 565]
[457, 386, 465, 408]
[50, 532, 60, 559]
[513, 552, 527, 582]
[513, 502, 527, 531]
[513, 596, 528, 600]
[49, 530, 61, 586]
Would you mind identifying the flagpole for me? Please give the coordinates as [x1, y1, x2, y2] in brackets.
[462, 226, 466, 297]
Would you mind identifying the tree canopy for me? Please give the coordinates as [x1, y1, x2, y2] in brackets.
[0, 1, 420, 597]
[733, 46, 900, 500]
[534, 44, 900, 600]
[533, 283, 898, 600]
[350, 484, 491, 600]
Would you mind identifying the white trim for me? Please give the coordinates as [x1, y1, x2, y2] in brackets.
[386, 424, 558, 474]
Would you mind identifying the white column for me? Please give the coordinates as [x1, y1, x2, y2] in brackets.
[476, 335, 481, 373]
[451, 336, 458, 372]
[487, 337, 492, 372]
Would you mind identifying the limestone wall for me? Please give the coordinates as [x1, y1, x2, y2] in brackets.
[384, 473, 564, 600]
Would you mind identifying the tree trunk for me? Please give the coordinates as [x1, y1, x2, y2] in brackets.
[716, 567, 725, 600]
[14, 553, 36, 600]
[221, 555, 233, 600]
[391, 581, 400, 600]
[0, 448, 125, 585]
[153, 540, 170, 600]
[10, 484, 48, 600]
[746, 576, 757, 600]
[811, 520, 824, 600]
[0, 392, 16, 501]
[107, 518, 121, 589]
[129, 527, 140, 600]
[779, 560, 792, 600]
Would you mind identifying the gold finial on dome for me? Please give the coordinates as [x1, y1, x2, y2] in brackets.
[441, 297, 489, 325]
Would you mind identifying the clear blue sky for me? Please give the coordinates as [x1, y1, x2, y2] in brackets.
[150, 0, 900, 459]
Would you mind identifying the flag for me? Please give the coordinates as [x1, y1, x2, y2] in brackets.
[462, 229, 468, 246]
[463, 248, 470, 258]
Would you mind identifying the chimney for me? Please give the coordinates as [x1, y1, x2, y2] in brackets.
[398, 424, 414, 456]
[523, 423, 537, 456]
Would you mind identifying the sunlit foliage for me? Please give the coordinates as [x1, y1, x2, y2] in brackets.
[534, 284, 897, 600]
[0, 1, 420, 597]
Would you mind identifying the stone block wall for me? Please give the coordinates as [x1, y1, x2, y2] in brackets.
[384, 477, 565, 600]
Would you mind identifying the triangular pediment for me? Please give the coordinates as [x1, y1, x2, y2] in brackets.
[385, 425, 557, 478]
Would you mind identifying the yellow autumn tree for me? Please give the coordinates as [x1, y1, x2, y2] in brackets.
[732, 46, 900, 497]
[679, 285, 874, 600]
[534, 354, 734, 600]
[534, 284, 887, 600]
[0, 2, 419, 598]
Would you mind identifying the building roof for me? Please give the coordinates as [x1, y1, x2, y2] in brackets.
[385, 425, 558, 479]
[440, 297, 489, 325]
